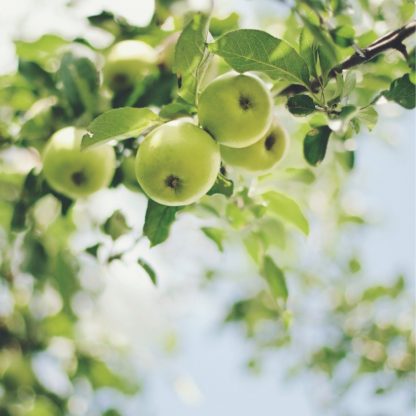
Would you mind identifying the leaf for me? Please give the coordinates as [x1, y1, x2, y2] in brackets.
[207, 173, 234, 197]
[174, 13, 211, 105]
[357, 106, 378, 131]
[143, 200, 181, 247]
[159, 100, 196, 119]
[210, 12, 240, 37]
[82, 107, 159, 149]
[262, 256, 288, 302]
[138, 258, 157, 285]
[287, 94, 315, 116]
[383, 74, 415, 109]
[201, 227, 226, 252]
[262, 191, 309, 235]
[15, 34, 68, 66]
[102, 210, 131, 240]
[330, 25, 355, 48]
[56, 52, 99, 116]
[209, 29, 310, 86]
[299, 20, 338, 83]
[243, 231, 265, 264]
[299, 27, 317, 78]
[303, 125, 331, 166]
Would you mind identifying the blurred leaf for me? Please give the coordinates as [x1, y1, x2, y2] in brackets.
[243, 231, 265, 264]
[303, 125, 331, 166]
[15, 34, 68, 66]
[287, 94, 316, 116]
[174, 13, 211, 105]
[18, 60, 55, 92]
[102, 210, 131, 240]
[210, 29, 310, 86]
[210, 12, 240, 37]
[383, 74, 415, 109]
[56, 52, 99, 116]
[207, 173, 234, 197]
[262, 191, 309, 235]
[201, 227, 226, 252]
[330, 25, 355, 47]
[262, 256, 288, 302]
[357, 106, 378, 131]
[138, 258, 157, 285]
[82, 107, 159, 149]
[143, 200, 181, 246]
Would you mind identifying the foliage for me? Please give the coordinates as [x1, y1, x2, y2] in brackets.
[0, 0, 414, 414]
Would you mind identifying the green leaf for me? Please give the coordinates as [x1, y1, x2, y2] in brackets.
[56, 52, 99, 117]
[299, 20, 338, 83]
[330, 25, 355, 48]
[357, 106, 378, 131]
[299, 27, 317, 78]
[174, 13, 211, 105]
[102, 210, 131, 240]
[82, 107, 159, 149]
[15, 34, 68, 66]
[243, 231, 265, 264]
[159, 100, 196, 119]
[138, 258, 157, 285]
[262, 256, 288, 302]
[201, 227, 226, 252]
[209, 12, 239, 37]
[287, 94, 315, 116]
[262, 191, 309, 235]
[209, 29, 310, 86]
[303, 125, 331, 166]
[143, 200, 181, 247]
[383, 74, 415, 109]
[207, 173, 234, 197]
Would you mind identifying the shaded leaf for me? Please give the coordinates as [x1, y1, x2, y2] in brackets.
[102, 210, 131, 240]
[303, 125, 331, 166]
[138, 258, 157, 285]
[143, 200, 181, 247]
[207, 173, 234, 197]
[174, 13, 211, 105]
[287, 94, 315, 116]
[262, 256, 288, 302]
[383, 74, 415, 109]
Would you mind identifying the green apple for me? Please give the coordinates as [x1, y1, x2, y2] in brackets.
[103, 40, 157, 91]
[135, 119, 221, 206]
[221, 121, 289, 172]
[120, 154, 142, 192]
[198, 72, 273, 148]
[42, 127, 116, 199]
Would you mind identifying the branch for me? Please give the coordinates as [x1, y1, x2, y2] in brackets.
[280, 20, 416, 96]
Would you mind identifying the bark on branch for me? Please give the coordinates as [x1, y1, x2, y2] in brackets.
[280, 20, 416, 96]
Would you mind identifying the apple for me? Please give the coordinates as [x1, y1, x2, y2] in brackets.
[42, 127, 116, 199]
[198, 72, 273, 148]
[103, 40, 158, 91]
[135, 119, 221, 206]
[120, 154, 142, 192]
[220, 120, 289, 172]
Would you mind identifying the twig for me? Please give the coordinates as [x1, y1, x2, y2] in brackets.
[280, 20, 416, 96]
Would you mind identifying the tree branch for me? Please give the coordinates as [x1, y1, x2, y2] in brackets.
[280, 20, 416, 96]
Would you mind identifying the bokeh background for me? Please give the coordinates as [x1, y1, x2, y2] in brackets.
[0, 0, 414, 415]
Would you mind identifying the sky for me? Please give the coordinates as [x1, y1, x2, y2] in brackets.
[0, 0, 414, 415]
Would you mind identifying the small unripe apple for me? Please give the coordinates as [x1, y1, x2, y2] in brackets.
[198, 72, 273, 148]
[135, 120, 221, 206]
[220, 120, 289, 172]
[42, 127, 116, 199]
[103, 40, 158, 91]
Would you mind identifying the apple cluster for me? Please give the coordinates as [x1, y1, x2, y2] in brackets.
[41, 40, 289, 207]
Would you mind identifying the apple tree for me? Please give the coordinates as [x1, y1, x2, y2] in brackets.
[0, 0, 415, 414]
